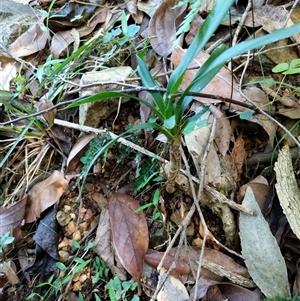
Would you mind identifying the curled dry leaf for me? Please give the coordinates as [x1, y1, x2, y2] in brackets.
[25, 171, 69, 223]
[50, 28, 80, 59]
[93, 208, 127, 280]
[37, 101, 57, 127]
[274, 145, 300, 240]
[66, 133, 95, 173]
[237, 175, 272, 217]
[0, 197, 27, 236]
[148, 0, 187, 57]
[108, 192, 149, 288]
[239, 187, 290, 298]
[144, 252, 191, 276]
[157, 268, 189, 301]
[8, 23, 50, 58]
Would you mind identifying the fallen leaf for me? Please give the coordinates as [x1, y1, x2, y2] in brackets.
[50, 28, 80, 59]
[274, 145, 300, 240]
[144, 252, 191, 276]
[93, 208, 127, 280]
[239, 187, 290, 298]
[149, 0, 187, 57]
[2, 261, 19, 285]
[0, 197, 27, 236]
[37, 101, 57, 127]
[25, 171, 69, 223]
[108, 192, 149, 286]
[214, 110, 232, 156]
[157, 268, 189, 301]
[229, 133, 247, 174]
[8, 23, 50, 57]
[171, 48, 246, 108]
[66, 133, 95, 173]
[237, 176, 272, 217]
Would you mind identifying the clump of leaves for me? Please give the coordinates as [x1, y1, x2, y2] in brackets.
[105, 276, 139, 301]
[272, 58, 300, 75]
[132, 156, 162, 192]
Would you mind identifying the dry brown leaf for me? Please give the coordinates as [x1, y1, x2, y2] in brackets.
[37, 101, 57, 127]
[138, 0, 162, 16]
[126, 1, 144, 24]
[229, 133, 247, 175]
[157, 268, 189, 301]
[144, 252, 191, 276]
[184, 110, 221, 187]
[244, 5, 288, 32]
[237, 176, 272, 217]
[8, 23, 50, 58]
[66, 133, 95, 173]
[214, 111, 232, 156]
[2, 261, 19, 285]
[0, 197, 27, 236]
[50, 28, 80, 59]
[171, 48, 245, 108]
[25, 171, 69, 223]
[277, 108, 300, 119]
[148, 0, 187, 57]
[108, 192, 149, 287]
[93, 208, 127, 280]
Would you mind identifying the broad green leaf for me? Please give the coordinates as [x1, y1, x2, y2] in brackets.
[163, 115, 176, 129]
[136, 56, 166, 115]
[283, 68, 300, 75]
[239, 109, 254, 120]
[272, 62, 289, 73]
[239, 187, 290, 298]
[289, 58, 300, 69]
[190, 24, 300, 94]
[67, 91, 164, 121]
[167, 0, 235, 95]
[127, 24, 140, 37]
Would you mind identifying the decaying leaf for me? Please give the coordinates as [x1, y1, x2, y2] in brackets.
[149, 0, 187, 57]
[157, 268, 189, 301]
[237, 176, 272, 217]
[37, 101, 57, 127]
[189, 275, 260, 301]
[171, 48, 246, 108]
[8, 23, 50, 57]
[66, 133, 95, 173]
[144, 252, 191, 276]
[93, 207, 127, 280]
[274, 145, 300, 240]
[239, 187, 290, 298]
[25, 171, 69, 223]
[108, 192, 149, 288]
[50, 28, 80, 59]
[0, 197, 27, 236]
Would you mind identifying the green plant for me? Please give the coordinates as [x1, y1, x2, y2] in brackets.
[0, 231, 15, 258]
[133, 156, 162, 192]
[272, 59, 300, 75]
[105, 276, 139, 301]
[26, 240, 94, 300]
[66, 0, 300, 194]
[92, 257, 110, 284]
[135, 188, 162, 221]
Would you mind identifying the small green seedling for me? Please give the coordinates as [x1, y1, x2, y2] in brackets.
[135, 189, 161, 221]
[105, 276, 139, 301]
[92, 257, 110, 284]
[0, 231, 14, 254]
[272, 59, 300, 75]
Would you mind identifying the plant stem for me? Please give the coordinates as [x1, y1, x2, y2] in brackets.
[165, 139, 181, 193]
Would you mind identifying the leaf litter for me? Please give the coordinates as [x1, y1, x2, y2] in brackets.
[1, 0, 300, 300]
